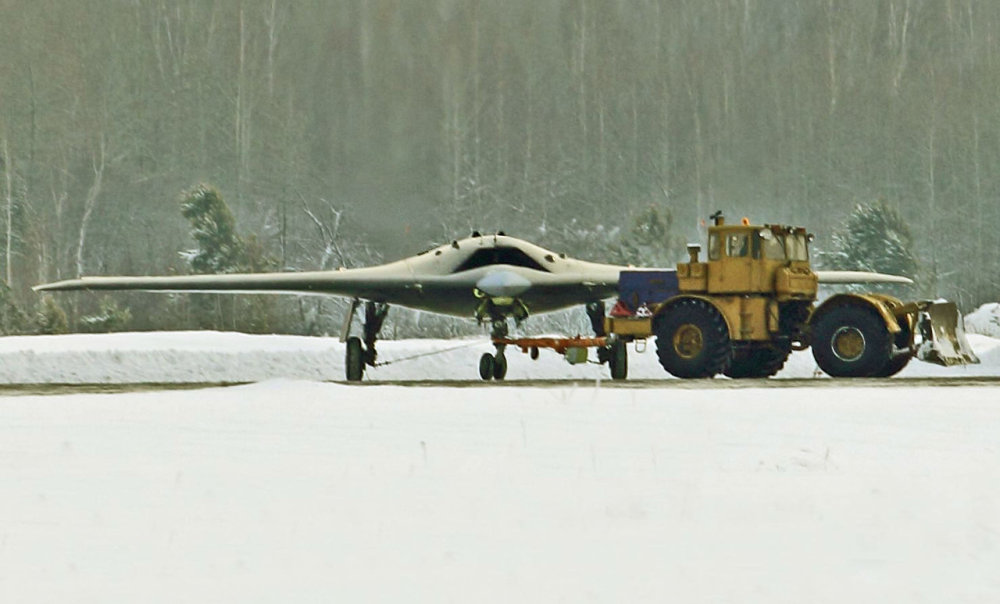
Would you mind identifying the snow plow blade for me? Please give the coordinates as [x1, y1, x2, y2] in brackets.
[915, 302, 980, 366]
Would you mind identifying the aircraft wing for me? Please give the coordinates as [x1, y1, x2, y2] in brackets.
[815, 270, 913, 285]
[33, 265, 623, 318]
[33, 269, 423, 301]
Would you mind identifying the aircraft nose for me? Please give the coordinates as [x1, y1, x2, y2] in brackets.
[476, 271, 532, 298]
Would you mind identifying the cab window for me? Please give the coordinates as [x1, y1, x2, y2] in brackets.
[787, 234, 809, 261]
[761, 234, 786, 260]
[725, 233, 749, 258]
[708, 233, 721, 260]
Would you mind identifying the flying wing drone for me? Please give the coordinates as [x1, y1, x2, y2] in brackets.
[35, 233, 628, 381]
[35, 229, 917, 382]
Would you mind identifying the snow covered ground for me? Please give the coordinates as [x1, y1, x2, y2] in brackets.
[0, 329, 998, 384]
[0, 329, 998, 602]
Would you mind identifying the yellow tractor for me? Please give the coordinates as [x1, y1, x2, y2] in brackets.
[605, 213, 978, 378]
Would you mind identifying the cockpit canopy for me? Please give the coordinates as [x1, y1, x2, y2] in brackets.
[453, 246, 550, 273]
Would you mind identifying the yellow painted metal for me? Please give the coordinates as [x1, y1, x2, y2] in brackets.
[774, 265, 818, 300]
[678, 224, 817, 299]
[699, 295, 767, 341]
[832, 327, 866, 361]
[653, 294, 771, 342]
[766, 299, 780, 332]
[672, 323, 704, 359]
[919, 301, 980, 366]
[676, 262, 708, 292]
[604, 316, 652, 336]
[815, 293, 902, 334]
[612, 218, 973, 372]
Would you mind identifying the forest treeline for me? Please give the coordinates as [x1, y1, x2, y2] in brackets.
[0, 0, 998, 335]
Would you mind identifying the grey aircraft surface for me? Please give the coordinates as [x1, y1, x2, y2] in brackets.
[35, 232, 911, 381]
[35, 233, 630, 381]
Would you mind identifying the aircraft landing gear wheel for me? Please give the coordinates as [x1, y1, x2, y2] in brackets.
[609, 339, 628, 380]
[346, 336, 365, 382]
[653, 298, 731, 378]
[492, 353, 508, 380]
[811, 305, 891, 377]
[479, 353, 495, 381]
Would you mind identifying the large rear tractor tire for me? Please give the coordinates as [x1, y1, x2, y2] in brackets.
[653, 299, 731, 378]
[811, 305, 892, 378]
[723, 342, 791, 378]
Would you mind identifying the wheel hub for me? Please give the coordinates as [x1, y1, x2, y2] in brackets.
[831, 326, 866, 362]
[673, 323, 704, 359]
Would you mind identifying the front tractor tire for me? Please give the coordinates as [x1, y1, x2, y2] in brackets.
[872, 317, 914, 378]
[811, 305, 892, 378]
[653, 298, 731, 378]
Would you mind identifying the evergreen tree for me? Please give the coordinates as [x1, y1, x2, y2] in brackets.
[180, 184, 247, 274]
[35, 295, 68, 335]
[617, 205, 680, 267]
[822, 200, 920, 295]
[79, 296, 132, 333]
[179, 184, 276, 333]
[239, 234, 278, 333]
[0, 280, 31, 334]
[535, 206, 679, 268]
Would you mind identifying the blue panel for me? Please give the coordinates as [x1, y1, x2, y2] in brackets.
[616, 270, 679, 313]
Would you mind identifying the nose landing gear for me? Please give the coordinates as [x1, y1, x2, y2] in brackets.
[478, 349, 508, 380]
[480, 319, 509, 381]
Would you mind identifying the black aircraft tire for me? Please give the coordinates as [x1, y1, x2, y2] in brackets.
[723, 343, 791, 379]
[493, 353, 508, 380]
[654, 299, 731, 379]
[346, 337, 365, 382]
[811, 306, 891, 378]
[479, 353, 495, 381]
[609, 340, 628, 380]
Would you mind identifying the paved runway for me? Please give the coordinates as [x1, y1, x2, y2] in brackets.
[1, 375, 998, 396]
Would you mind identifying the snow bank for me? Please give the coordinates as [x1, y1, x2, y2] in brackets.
[0, 330, 998, 383]
[966, 302, 1000, 338]
[0, 331, 340, 383]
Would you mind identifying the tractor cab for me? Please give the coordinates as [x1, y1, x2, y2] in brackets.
[677, 214, 818, 300]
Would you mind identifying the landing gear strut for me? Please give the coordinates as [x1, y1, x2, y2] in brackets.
[480, 319, 509, 381]
[586, 300, 607, 337]
[343, 299, 389, 382]
[588, 301, 627, 379]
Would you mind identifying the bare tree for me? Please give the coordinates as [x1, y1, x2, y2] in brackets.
[1, 137, 13, 285]
[74, 138, 106, 278]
